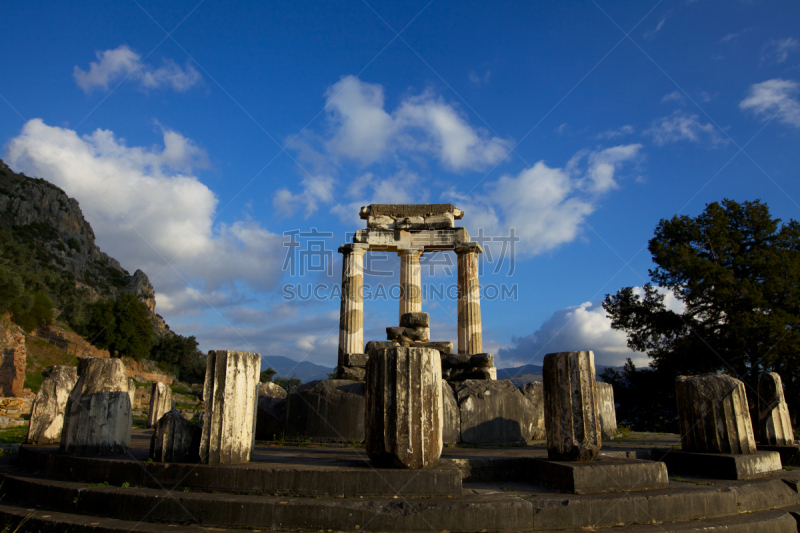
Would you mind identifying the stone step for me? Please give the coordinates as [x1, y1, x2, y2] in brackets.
[0, 473, 530, 532]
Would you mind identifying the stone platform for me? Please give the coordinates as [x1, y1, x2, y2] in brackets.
[529, 456, 668, 494]
[3, 429, 800, 532]
[759, 444, 800, 467]
[654, 449, 783, 480]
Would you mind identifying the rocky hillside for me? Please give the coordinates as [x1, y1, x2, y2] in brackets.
[0, 160, 169, 336]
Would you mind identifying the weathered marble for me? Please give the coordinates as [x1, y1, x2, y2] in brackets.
[365, 347, 442, 468]
[400, 312, 429, 328]
[543, 351, 601, 461]
[518, 381, 546, 441]
[200, 350, 261, 465]
[758, 372, 794, 446]
[442, 379, 460, 445]
[27, 366, 78, 444]
[257, 381, 287, 399]
[338, 244, 367, 365]
[60, 358, 132, 455]
[456, 243, 483, 355]
[127, 378, 136, 409]
[675, 374, 756, 454]
[596, 381, 618, 440]
[452, 379, 538, 443]
[398, 248, 424, 319]
[147, 382, 173, 428]
[150, 408, 201, 463]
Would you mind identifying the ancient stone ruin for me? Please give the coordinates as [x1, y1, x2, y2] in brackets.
[60, 358, 132, 455]
[758, 371, 794, 446]
[26, 365, 77, 445]
[147, 382, 172, 428]
[150, 408, 201, 463]
[542, 351, 601, 461]
[200, 350, 260, 465]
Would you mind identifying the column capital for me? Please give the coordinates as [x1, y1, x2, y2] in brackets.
[396, 246, 425, 257]
[338, 243, 369, 255]
[455, 242, 483, 254]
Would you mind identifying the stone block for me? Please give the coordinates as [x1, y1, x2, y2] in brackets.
[150, 408, 201, 463]
[0, 415, 27, 428]
[386, 326, 429, 342]
[470, 353, 494, 368]
[60, 358, 131, 455]
[27, 365, 77, 445]
[365, 347, 442, 468]
[420, 341, 452, 354]
[255, 396, 286, 441]
[342, 353, 369, 368]
[400, 312, 429, 328]
[530, 457, 669, 494]
[395, 216, 425, 229]
[335, 365, 366, 381]
[675, 373, 756, 454]
[285, 379, 365, 442]
[257, 381, 287, 398]
[452, 379, 539, 443]
[441, 354, 472, 369]
[596, 381, 617, 440]
[518, 381, 546, 440]
[758, 372, 793, 446]
[442, 379, 460, 445]
[450, 369, 492, 381]
[127, 378, 136, 408]
[423, 213, 455, 229]
[366, 215, 395, 230]
[147, 382, 172, 428]
[543, 351, 601, 461]
[200, 350, 261, 465]
[366, 341, 393, 353]
[654, 449, 782, 480]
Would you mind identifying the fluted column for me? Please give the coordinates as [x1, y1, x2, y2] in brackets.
[398, 247, 423, 319]
[758, 372, 794, 445]
[456, 243, 483, 354]
[338, 244, 367, 366]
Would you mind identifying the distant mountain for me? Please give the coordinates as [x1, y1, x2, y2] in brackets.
[496, 363, 623, 386]
[262, 355, 334, 383]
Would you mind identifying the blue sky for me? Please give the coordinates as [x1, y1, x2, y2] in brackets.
[2, 1, 799, 371]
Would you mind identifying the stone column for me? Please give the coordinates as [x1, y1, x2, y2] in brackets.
[398, 247, 424, 319]
[60, 358, 132, 455]
[200, 350, 261, 465]
[338, 244, 367, 366]
[147, 382, 173, 428]
[543, 351, 601, 461]
[365, 346, 443, 469]
[456, 243, 483, 355]
[758, 372, 794, 446]
[150, 408, 202, 463]
[27, 366, 78, 445]
[675, 374, 756, 454]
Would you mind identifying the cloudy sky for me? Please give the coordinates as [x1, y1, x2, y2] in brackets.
[2, 1, 799, 371]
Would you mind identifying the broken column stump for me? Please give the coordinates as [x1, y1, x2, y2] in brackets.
[543, 351, 601, 461]
[200, 350, 260, 465]
[596, 381, 618, 440]
[365, 346, 443, 469]
[758, 372, 794, 446]
[150, 408, 202, 463]
[256, 381, 287, 441]
[60, 358, 132, 455]
[27, 366, 78, 445]
[147, 382, 173, 428]
[675, 374, 756, 454]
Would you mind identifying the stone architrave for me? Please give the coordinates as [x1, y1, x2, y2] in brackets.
[543, 351, 601, 461]
[27, 366, 78, 444]
[365, 347, 443, 468]
[60, 358, 132, 455]
[200, 350, 261, 465]
[338, 244, 367, 366]
[398, 248, 424, 319]
[456, 243, 483, 355]
[758, 372, 793, 446]
[596, 382, 618, 440]
[150, 408, 201, 463]
[147, 382, 173, 428]
[675, 374, 756, 454]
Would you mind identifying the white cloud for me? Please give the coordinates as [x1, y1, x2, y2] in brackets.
[445, 144, 642, 257]
[73, 45, 201, 93]
[660, 91, 684, 104]
[4, 119, 283, 317]
[596, 125, 635, 139]
[318, 76, 511, 171]
[761, 38, 800, 64]
[496, 288, 685, 369]
[273, 174, 336, 218]
[739, 78, 800, 128]
[468, 70, 491, 87]
[645, 111, 726, 146]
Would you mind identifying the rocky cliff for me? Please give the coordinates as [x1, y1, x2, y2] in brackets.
[0, 160, 170, 336]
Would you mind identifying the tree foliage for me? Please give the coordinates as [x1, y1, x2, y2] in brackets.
[273, 375, 301, 391]
[603, 199, 800, 431]
[260, 368, 277, 383]
[84, 294, 153, 359]
[150, 333, 206, 383]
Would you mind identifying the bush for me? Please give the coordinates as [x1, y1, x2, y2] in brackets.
[260, 368, 277, 383]
[84, 295, 152, 359]
[11, 291, 54, 332]
[273, 375, 301, 391]
[150, 334, 206, 383]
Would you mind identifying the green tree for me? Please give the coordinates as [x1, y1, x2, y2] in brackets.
[273, 375, 301, 391]
[150, 334, 206, 383]
[11, 291, 54, 332]
[85, 295, 153, 359]
[0, 262, 25, 315]
[260, 368, 277, 383]
[603, 199, 800, 430]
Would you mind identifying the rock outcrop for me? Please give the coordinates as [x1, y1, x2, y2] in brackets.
[27, 366, 78, 444]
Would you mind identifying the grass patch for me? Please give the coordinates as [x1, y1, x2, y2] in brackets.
[0, 425, 28, 445]
[24, 336, 78, 393]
